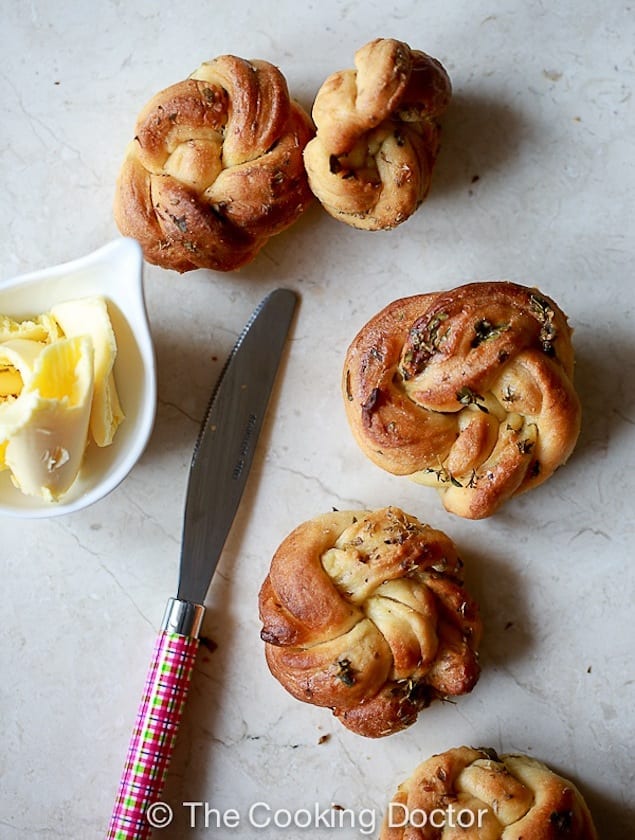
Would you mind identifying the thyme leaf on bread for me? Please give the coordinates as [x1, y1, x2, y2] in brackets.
[471, 319, 509, 347]
[401, 311, 449, 378]
[529, 293, 558, 355]
[456, 386, 489, 414]
[336, 658, 356, 687]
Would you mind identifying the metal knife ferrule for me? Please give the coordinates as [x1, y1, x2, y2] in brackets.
[161, 597, 205, 638]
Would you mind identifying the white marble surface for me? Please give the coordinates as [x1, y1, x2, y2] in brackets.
[1, 1, 634, 837]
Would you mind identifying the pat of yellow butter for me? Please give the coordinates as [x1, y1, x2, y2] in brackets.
[0, 297, 124, 501]
[0, 312, 62, 344]
[50, 297, 124, 447]
[0, 337, 94, 500]
[0, 339, 43, 397]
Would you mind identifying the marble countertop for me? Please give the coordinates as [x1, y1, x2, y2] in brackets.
[1, 1, 634, 837]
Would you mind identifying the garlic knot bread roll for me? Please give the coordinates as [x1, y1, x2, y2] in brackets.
[380, 746, 598, 839]
[114, 56, 315, 272]
[343, 282, 581, 519]
[259, 507, 482, 738]
[303, 38, 451, 230]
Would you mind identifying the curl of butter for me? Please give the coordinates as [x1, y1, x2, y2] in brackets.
[50, 298, 124, 447]
[0, 298, 124, 501]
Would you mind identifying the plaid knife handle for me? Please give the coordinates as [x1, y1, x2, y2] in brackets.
[106, 628, 200, 839]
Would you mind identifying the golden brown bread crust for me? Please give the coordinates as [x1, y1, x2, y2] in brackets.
[303, 38, 451, 230]
[113, 56, 315, 272]
[380, 746, 598, 839]
[342, 282, 581, 519]
[258, 507, 481, 737]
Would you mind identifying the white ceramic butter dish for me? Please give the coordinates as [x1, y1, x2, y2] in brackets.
[0, 237, 156, 517]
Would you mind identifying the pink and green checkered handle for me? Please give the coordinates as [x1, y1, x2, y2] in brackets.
[106, 628, 199, 839]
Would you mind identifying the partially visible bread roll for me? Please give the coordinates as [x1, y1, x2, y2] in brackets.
[259, 507, 482, 738]
[380, 746, 598, 839]
[114, 56, 314, 272]
[343, 281, 581, 519]
[303, 38, 451, 230]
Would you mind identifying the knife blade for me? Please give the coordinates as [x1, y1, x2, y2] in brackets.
[106, 287, 297, 839]
[176, 286, 297, 607]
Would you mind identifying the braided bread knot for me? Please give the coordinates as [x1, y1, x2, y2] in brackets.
[259, 507, 481, 738]
[380, 746, 598, 839]
[114, 56, 314, 272]
[343, 282, 582, 519]
[303, 38, 451, 230]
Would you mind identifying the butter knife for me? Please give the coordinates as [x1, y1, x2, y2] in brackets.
[106, 288, 297, 839]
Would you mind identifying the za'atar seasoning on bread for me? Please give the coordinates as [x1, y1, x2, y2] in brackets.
[114, 55, 314, 272]
[380, 746, 598, 839]
[259, 507, 481, 737]
[343, 281, 581, 519]
[303, 38, 451, 230]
